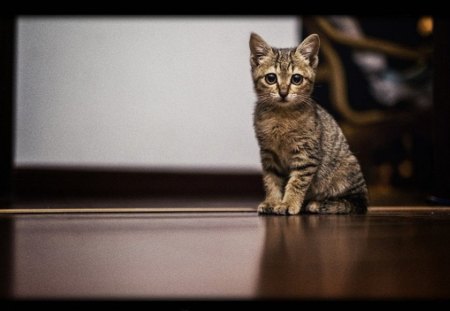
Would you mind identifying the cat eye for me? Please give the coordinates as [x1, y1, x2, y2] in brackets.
[265, 73, 277, 85]
[291, 74, 303, 85]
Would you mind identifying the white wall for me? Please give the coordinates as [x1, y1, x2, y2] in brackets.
[15, 17, 300, 172]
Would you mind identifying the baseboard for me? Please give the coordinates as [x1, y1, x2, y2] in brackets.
[13, 167, 264, 199]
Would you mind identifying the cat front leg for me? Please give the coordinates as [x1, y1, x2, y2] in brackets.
[258, 172, 284, 214]
[274, 164, 318, 215]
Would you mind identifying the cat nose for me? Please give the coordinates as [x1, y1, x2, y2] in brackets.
[279, 89, 288, 99]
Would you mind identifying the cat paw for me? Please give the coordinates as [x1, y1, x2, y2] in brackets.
[273, 203, 289, 215]
[305, 201, 321, 213]
[273, 202, 301, 215]
[257, 202, 274, 214]
[288, 205, 301, 215]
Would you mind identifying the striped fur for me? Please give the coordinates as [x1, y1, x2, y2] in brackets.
[250, 33, 368, 215]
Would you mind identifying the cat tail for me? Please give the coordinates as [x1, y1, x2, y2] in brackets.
[305, 193, 368, 215]
[345, 193, 369, 214]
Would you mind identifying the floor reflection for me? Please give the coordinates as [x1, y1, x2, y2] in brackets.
[256, 214, 450, 299]
[2, 210, 450, 299]
[10, 213, 264, 299]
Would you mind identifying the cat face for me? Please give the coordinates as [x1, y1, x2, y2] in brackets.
[250, 33, 320, 106]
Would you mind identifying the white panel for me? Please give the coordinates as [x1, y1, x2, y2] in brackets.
[15, 17, 300, 171]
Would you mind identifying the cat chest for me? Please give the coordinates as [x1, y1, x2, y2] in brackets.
[256, 120, 303, 157]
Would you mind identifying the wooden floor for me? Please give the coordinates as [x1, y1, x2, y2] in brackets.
[1, 199, 450, 301]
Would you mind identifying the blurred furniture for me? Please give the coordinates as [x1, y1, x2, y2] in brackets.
[302, 16, 432, 192]
[431, 18, 450, 205]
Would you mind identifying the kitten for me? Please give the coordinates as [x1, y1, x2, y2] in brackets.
[250, 32, 368, 215]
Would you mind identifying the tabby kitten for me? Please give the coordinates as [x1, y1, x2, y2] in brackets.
[250, 33, 368, 215]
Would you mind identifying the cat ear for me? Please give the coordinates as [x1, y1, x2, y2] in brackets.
[250, 32, 273, 67]
[295, 34, 320, 69]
